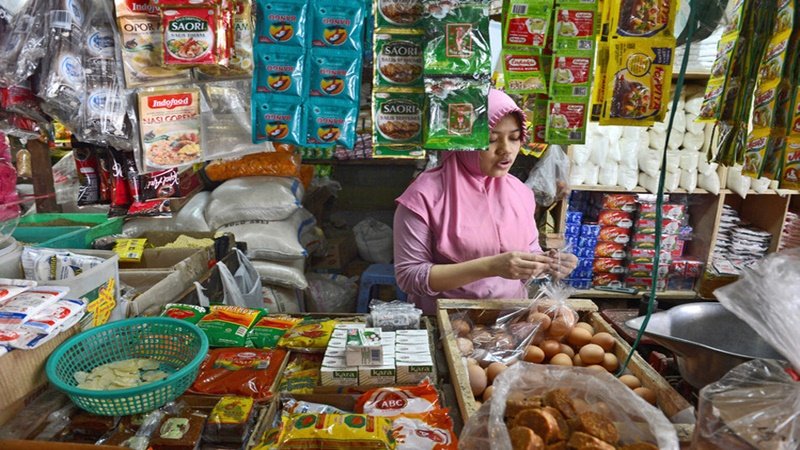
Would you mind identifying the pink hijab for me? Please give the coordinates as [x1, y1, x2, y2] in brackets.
[396, 89, 538, 263]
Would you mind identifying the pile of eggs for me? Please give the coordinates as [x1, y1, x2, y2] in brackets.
[454, 308, 656, 407]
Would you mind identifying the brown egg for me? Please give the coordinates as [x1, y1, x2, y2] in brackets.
[524, 345, 545, 363]
[591, 332, 616, 352]
[619, 374, 642, 389]
[566, 327, 593, 348]
[634, 387, 657, 405]
[573, 354, 583, 366]
[585, 365, 607, 373]
[548, 316, 573, 339]
[601, 353, 619, 372]
[486, 362, 508, 384]
[579, 344, 605, 365]
[540, 340, 562, 359]
[482, 385, 494, 401]
[575, 322, 595, 334]
[550, 353, 573, 366]
[527, 312, 552, 331]
[468, 363, 487, 396]
[457, 337, 474, 356]
[560, 344, 575, 358]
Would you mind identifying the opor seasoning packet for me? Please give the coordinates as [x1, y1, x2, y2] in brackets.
[423, 77, 489, 151]
[373, 33, 424, 90]
[256, 0, 308, 47]
[503, 0, 553, 49]
[252, 93, 304, 145]
[501, 50, 547, 94]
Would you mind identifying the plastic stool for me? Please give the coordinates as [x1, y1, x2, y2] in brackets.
[356, 263, 408, 313]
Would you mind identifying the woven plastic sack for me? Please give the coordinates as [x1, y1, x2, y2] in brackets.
[353, 218, 393, 263]
[218, 208, 316, 261]
[692, 249, 800, 449]
[205, 176, 304, 229]
[252, 259, 307, 290]
[459, 363, 679, 450]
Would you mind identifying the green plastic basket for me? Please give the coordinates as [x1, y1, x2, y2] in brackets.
[17, 213, 123, 246]
[46, 317, 208, 416]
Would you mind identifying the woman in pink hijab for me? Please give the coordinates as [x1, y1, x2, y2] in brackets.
[394, 88, 578, 314]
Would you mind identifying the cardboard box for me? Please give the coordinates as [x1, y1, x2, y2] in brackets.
[396, 358, 435, 384]
[119, 248, 207, 272]
[359, 363, 397, 386]
[345, 328, 383, 366]
[309, 234, 358, 274]
[321, 365, 359, 386]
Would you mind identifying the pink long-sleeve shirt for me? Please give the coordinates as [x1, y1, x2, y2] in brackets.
[393, 204, 542, 315]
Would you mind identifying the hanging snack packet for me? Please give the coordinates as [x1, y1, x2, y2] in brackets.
[254, 46, 306, 96]
[304, 99, 358, 148]
[602, 36, 674, 125]
[159, 6, 219, 67]
[742, 130, 770, 178]
[256, 0, 308, 46]
[74, 147, 101, 206]
[274, 413, 395, 449]
[190, 348, 288, 400]
[20, 298, 87, 334]
[309, 49, 361, 102]
[309, 0, 366, 52]
[108, 148, 133, 216]
[609, 0, 677, 38]
[127, 167, 182, 217]
[545, 100, 588, 144]
[161, 303, 207, 324]
[138, 88, 202, 170]
[113, 239, 147, 263]
[376, 0, 424, 28]
[246, 315, 302, 349]
[423, 77, 489, 151]
[781, 136, 800, 189]
[252, 93, 304, 144]
[373, 92, 424, 148]
[277, 318, 336, 350]
[422, 2, 490, 77]
[373, 33, 424, 90]
[553, 3, 597, 51]
[502, 50, 547, 94]
[549, 52, 593, 99]
[504, 0, 552, 49]
[0, 287, 70, 330]
[0, 279, 37, 307]
[591, 40, 609, 121]
[355, 381, 441, 416]
[199, 0, 253, 77]
[198, 305, 263, 347]
[789, 87, 800, 136]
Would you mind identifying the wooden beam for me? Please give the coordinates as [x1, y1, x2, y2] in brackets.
[26, 139, 59, 213]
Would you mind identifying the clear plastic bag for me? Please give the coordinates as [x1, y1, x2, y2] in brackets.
[369, 299, 422, 331]
[197, 249, 263, 309]
[525, 145, 570, 208]
[692, 248, 800, 449]
[459, 363, 679, 450]
[0, 0, 47, 87]
[305, 273, 358, 313]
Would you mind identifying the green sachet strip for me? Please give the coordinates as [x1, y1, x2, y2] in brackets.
[161, 303, 208, 324]
[423, 77, 489, 151]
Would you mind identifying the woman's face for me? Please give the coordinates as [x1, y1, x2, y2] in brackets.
[481, 114, 522, 177]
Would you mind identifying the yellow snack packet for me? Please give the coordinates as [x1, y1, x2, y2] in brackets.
[608, 0, 678, 38]
[742, 129, 770, 178]
[781, 136, 800, 189]
[275, 413, 396, 450]
[789, 87, 800, 136]
[114, 239, 147, 263]
[277, 319, 336, 350]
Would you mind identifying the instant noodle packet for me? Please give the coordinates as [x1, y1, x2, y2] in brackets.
[310, 0, 366, 52]
[423, 77, 489, 150]
[760, 134, 785, 180]
[138, 88, 203, 170]
[376, 0, 424, 29]
[545, 99, 588, 144]
[308, 49, 361, 102]
[742, 130, 770, 178]
[190, 347, 287, 400]
[161, 303, 207, 323]
[254, 46, 306, 96]
[0, 279, 37, 306]
[608, 0, 677, 38]
[549, 52, 593, 99]
[256, 0, 308, 47]
[503, 0, 553, 50]
[20, 298, 87, 334]
[278, 318, 336, 350]
[781, 136, 800, 189]
[373, 33, 424, 90]
[373, 91, 424, 147]
[198, 305, 264, 347]
[252, 93, 304, 145]
[553, 3, 598, 52]
[422, 2, 491, 77]
[246, 315, 301, 348]
[355, 381, 441, 416]
[304, 99, 358, 148]
[274, 413, 395, 450]
[601, 36, 674, 125]
[501, 50, 548, 94]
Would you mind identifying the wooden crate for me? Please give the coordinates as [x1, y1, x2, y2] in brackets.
[437, 299, 693, 423]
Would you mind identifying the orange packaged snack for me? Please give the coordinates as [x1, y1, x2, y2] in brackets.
[190, 347, 288, 400]
[197, 305, 263, 347]
[392, 410, 459, 450]
[204, 150, 302, 182]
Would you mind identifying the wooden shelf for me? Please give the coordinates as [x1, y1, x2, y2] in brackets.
[302, 158, 422, 166]
[570, 289, 699, 300]
[673, 70, 711, 80]
[571, 185, 710, 194]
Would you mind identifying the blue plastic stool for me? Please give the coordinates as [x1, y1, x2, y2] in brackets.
[356, 263, 408, 313]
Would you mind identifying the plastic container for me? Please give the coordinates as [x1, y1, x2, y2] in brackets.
[13, 227, 90, 249]
[46, 317, 209, 416]
[16, 213, 123, 246]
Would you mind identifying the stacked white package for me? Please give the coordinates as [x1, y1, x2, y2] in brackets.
[345, 327, 383, 367]
[322, 327, 358, 386]
[395, 330, 434, 384]
[358, 331, 396, 386]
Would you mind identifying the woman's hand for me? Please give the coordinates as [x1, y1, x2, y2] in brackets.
[547, 251, 578, 280]
[490, 252, 554, 280]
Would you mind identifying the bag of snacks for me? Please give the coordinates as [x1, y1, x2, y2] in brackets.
[197, 305, 263, 347]
[273, 413, 395, 450]
[355, 382, 441, 416]
[190, 348, 287, 400]
[692, 249, 800, 449]
[278, 318, 336, 351]
[460, 363, 679, 449]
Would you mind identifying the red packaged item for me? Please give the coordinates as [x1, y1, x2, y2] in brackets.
[594, 242, 626, 259]
[593, 258, 626, 274]
[638, 202, 686, 220]
[73, 147, 100, 206]
[597, 210, 633, 228]
[97, 147, 111, 204]
[108, 148, 133, 216]
[625, 277, 666, 291]
[685, 259, 703, 277]
[628, 248, 674, 264]
[627, 262, 670, 277]
[631, 233, 679, 250]
[161, 7, 219, 66]
[635, 218, 682, 234]
[392, 410, 459, 450]
[127, 168, 182, 217]
[597, 226, 631, 244]
[592, 273, 623, 287]
[355, 381, 441, 416]
[601, 194, 637, 212]
[190, 348, 288, 401]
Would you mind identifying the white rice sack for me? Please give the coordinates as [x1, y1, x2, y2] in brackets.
[637, 132, 651, 152]
[666, 169, 681, 192]
[726, 166, 751, 198]
[639, 172, 659, 193]
[649, 128, 667, 151]
[252, 259, 308, 290]
[606, 126, 624, 142]
[587, 121, 602, 137]
[668, 129, 684, 150]
[218, 208, 317, 261]
[585, 162, 600, 185]
[679, 151, 699, 171]
[617, 166, 639, 190]
[769, 179, 780, 189]
[685, 113, 705, 134]
[680, 169, 698, 193]
[263, 284, 302, 314]
[206, 176, 304, 229]
[673, 111, 686, 133]
[638, 149, 661, 177]
[174, 191, 212, 232]
[652, 121, 668, 133]
[571, 144, 591, 165]
[751, 176, 771, 193]
[622, 127, 643, 140]
[590, 135, 610, 166]
[698, 171, 721, 195]
[683, 131, 704, 151]
[607, 139, 622, 162]
[569, 164, 586, 185]
[599, 162, 619, 186]
[685, 96, 703, 115]
[122, 217, 177, 236]
[698, 156, 717, 176]
[618, 139, 639, 169]
[666, 150, 681, 172]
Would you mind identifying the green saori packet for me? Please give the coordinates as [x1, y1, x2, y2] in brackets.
[161, 303, 208, 324]
[422, 1, 491, 77]
[374, 32, 424, 90]
[373, 91, 425, 148]
[423, 77, 489, 150]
